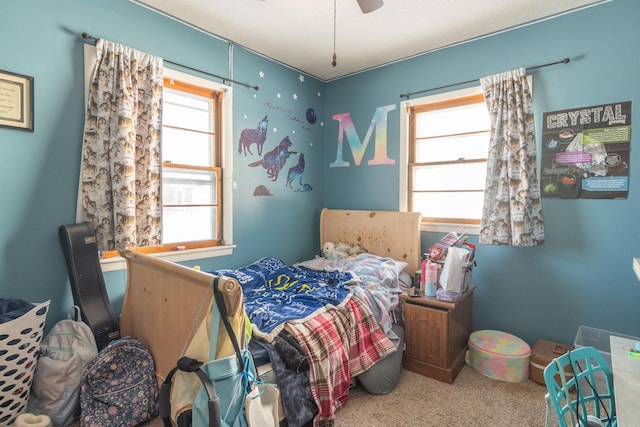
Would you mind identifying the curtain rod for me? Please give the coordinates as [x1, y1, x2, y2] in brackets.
[81, 32, 259, 91]
[399, 57, 570, 99]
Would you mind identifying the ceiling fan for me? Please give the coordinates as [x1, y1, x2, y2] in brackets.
[357, 0, 384, 13]
[331, 0, 383, 67]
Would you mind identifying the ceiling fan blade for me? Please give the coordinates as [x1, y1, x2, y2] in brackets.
[357, 0, 383, 13]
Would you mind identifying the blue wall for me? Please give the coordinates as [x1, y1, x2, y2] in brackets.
[323, 0, 640, 345]
[1, 0, 638, 347]
[0, 0, 324, 327]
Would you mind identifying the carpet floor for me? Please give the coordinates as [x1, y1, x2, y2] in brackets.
[335, 364, 550, 426]
[69, 364, 551, 426]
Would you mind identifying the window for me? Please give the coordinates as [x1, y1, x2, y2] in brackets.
[134, 67, 234, 262]
[160, 78, 222, 250]
[401, 86, 490, 233]
[84, 41, 235, 270]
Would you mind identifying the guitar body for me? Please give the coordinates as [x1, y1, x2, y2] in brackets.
[58, 222, 120, 350]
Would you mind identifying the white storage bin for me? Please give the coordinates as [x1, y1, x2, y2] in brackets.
[573, 325, 639, 395]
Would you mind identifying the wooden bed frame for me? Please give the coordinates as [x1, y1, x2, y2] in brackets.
[118, 252, 243, 381]
[119, 208, 421, 381]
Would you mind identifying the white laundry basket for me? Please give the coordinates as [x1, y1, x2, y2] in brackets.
[0, 300, 50, 426]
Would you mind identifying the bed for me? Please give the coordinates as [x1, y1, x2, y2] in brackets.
[119, 208, 421, 426]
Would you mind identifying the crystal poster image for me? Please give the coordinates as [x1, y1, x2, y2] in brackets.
[541, 101, 631, 199]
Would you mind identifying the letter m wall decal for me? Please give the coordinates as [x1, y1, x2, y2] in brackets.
[330, 104, 397, 167]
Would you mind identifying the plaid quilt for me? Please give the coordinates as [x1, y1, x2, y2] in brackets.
[285, 295, 396, 427]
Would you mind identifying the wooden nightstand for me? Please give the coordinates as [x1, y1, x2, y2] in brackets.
[400, 285, 475, 383]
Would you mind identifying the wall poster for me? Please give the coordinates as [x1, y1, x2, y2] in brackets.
[541, 101, 631, 199]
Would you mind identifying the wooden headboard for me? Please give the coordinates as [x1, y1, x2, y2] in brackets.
[320, 208, 421, 274]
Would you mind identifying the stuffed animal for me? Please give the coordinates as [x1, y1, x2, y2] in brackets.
[321, 241, 336, 257]
[321, 242, 350, 257]
[334, 242, 352, 257]
[348, 243, 367, 256]
[322, 241, 367, 258]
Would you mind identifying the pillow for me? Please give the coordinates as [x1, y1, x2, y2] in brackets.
[398, 271, 412, 288]
[392, 260, 408, 275]
[357, 323, 404, 395]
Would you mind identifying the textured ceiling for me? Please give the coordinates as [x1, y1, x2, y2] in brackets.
[133, 0, 608, 82]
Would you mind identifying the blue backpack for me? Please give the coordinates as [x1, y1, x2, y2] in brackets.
[80, 337, 159, 426]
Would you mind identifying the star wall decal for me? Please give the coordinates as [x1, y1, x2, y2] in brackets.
[299, 74, 305, 83]
[259, 71, 265, 78]
[293, 94, 298, 100]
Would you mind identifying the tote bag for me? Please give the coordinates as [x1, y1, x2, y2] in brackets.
[245, 382, 280, 427]
[192, 279, 253, 427]
[163, 277, 278, 427]
[191, 349, 255, 427]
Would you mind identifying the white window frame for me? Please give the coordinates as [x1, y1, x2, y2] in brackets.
[83, 45, 234, 271]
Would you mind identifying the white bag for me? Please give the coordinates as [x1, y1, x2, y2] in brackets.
[28, 307, 98, 427]
[246, 382, 280, 427]
[440, 247, 471, 293]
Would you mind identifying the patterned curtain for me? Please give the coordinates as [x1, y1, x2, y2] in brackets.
[80, 39, 163, 251]
[479, 68, 544, 246]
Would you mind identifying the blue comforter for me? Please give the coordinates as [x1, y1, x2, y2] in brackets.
[213, 257, 356, 336]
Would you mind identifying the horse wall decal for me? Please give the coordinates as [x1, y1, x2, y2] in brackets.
[238, 115, 268, 156]
[249, 136, 297, 181]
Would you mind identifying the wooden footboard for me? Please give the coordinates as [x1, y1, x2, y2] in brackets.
[118, 250, 242, 381]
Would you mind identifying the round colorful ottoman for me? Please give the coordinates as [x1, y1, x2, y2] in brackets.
[466, 329, 531, 382]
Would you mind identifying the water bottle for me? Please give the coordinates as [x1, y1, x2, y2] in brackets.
[424, 260, 439, 297]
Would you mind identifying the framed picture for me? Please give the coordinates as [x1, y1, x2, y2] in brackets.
[0, 69, 34, 132]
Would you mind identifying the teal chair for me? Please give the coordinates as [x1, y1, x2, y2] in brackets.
[543, 346, 617, 427]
